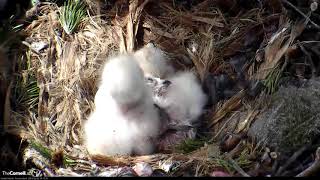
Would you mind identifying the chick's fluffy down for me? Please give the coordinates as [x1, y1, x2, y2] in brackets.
[154, 71, 207, 125]
[84, 54, 160, 156]
[134, 43, 174, 78]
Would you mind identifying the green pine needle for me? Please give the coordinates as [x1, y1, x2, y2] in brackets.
[262, 65, 282, 94]
[175, 138, 208, 154]
[59, 0, 87, 35]
[29, 141, 76, 167]
[12, 51, 40, 112]
[29, 141, 53, 160]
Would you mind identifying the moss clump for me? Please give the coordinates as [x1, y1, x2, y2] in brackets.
[248, 78, 320, 154]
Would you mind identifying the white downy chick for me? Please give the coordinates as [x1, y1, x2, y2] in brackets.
[146, 72, 207, 152]
[149, 71, 207, 127]
[84, 54, 161, 156]
[133, 43, 174, 79]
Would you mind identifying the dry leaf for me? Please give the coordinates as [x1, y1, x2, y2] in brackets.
[235, 110, 259, 134]
[255, 20, 307, 80]
[209, 90, 245, 127]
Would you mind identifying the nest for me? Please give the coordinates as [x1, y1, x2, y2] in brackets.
[2, 0, 320, 177]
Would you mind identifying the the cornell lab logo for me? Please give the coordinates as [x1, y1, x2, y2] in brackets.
[27, 169, 43, 177]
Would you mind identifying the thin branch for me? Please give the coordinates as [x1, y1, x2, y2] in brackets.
[276, 146, 308, 176]
[298, 41, 317, 78]
[281, 0, 320, 29]
[226, 156, 251, 177]
[296, 147, 320, 177]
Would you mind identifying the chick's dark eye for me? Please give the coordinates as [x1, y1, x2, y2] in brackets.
[146, 77, 154, 83]
[163, 80, 171, 86]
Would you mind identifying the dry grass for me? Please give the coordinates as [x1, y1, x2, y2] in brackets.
[5, 0, 307, 177]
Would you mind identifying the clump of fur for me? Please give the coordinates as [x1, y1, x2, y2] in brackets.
[133, 43, 174, 79]
[84, 54, 161, 156]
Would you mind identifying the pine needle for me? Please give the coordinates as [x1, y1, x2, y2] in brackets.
[59, 0, 87, 35]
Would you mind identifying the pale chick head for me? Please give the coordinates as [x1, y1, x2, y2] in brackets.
[152, 71, 207, 125]
[145, 76, 171, 103]
[133, 43, 174, 79]
[100, 54, 147, 107]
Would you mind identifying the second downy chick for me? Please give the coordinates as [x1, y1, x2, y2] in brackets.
[147, 71, 207, 128]
[146, 71, 207, 152]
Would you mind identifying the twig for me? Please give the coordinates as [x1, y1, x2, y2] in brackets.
[297, 41, 317, 78]
[211, 112, 238, 141]
[281, 164, 308, 176]
[275, 146, 308, 176]
[226, 140, 245, 159]
[21, 41, 42, 56]
[24, 148, 55, 176]
[209, 90, 245, 127]
[281, 0, 320, 29]
[305, 45, 320, 74]
[271, 149, 280, 175]
[296, 147, 320, 177]
[226, 156, 250, 177]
